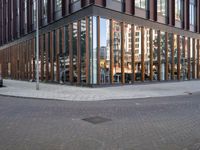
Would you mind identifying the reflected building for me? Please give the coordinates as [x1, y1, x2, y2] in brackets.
[0, 0, 200, 86]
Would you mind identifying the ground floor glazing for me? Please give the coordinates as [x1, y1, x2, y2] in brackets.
[0, 16, 200, 85]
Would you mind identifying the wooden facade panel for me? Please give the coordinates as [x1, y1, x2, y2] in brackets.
[131, 24, 135, 83]
[177, 35, 181, 80]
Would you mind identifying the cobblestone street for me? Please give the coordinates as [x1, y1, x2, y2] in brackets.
[0, 93, 200, 150]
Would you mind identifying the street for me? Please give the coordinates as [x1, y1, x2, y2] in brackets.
[0, 93, 200, 150]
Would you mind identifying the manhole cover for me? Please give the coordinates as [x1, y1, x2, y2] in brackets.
[82, 116, 111, 124]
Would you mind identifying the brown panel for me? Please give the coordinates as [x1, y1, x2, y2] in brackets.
[149, 28, 153, 81]
[187, 37, 191, 80]
[149, 0, 157, 21]
[192, 38, 195, 79]
[157, 30, 161, 81]
[197, 39, 200, 79]
[184, 0, 189, 30]
[97, 16, 101, 84]
[77, 21, 81, 84]
[56, 29, 60, 82]
[169, 0, 175, 26]
[171, 33, 175, 80]
[165, 32, 168, 81]
[85, 17, 90, 84]
[69, 24, 73, 83]
[124, 0, 134, 15]
[49, 32, 54, 81]
[45, 33, 49, 81]
[40, 36, 44, 81]
[121, 22, 125, 84]
[141, 27, 145, 82]
[110, 19, 114, 84]
[177, 35, 181, 80]
[131, 24, 135, 83]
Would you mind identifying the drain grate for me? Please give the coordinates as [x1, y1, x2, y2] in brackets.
[82, 116, 111, 124]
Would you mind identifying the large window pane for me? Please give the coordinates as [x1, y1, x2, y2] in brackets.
[135, 26, 142, 81]
[72, 22, 78, 83]
[144, 27, 150, 81]
[113, 20, 122, 83]
[81, 19, 86, 83]
[124, 24, 132, 83]
[160, 31, 166, 80]
[89, 17, 97, 84]
[100, 18, 110, 84]
[152, 30, 158, 81]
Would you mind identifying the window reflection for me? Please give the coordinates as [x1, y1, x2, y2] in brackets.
[157, 0, 167, 16]
[100, 18, 110, 84]
[81, 19, 86, 83]
[153, 30, 158, 81]
[144, 27, 150, 81]
[113, 21, 122, 83]
[72, 22, 77, 83]
[135, 0, 147, 9]
[134, 26, 144, 81]
[124, 24, 132, 83]
[160, 31, 166, 80]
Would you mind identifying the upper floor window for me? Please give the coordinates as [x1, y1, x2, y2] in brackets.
[157, 0, 167, 16]
[175, 0, 183, 21]
[24, 0, 27, 24]
[55, 0, 62, 12]
[135, 0, 146, 9]
[43, 0, 47, 19]
[190, 0, 196, 25]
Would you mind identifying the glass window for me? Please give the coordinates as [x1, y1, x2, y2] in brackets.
[157, 0, 167, 16]
[72, 22, 78, 83]
[55, 0, 62, 11]
[185, 37, 189, 80]
[135, 0, 146, 9]
[180, 36, 187, 80]
[189, 0, 196, 26]
[135, 26, 142, 81]
[43, 0, 48, 21]
[81, 19, 86, 83]
[100, 18, 110, 84]
[160, 31, 166, 80]
[168, 33, 173, 80]
[89, 17, 97, 84]
[124, 24, 132, 83]
[152, 30, 158, 81]
[175, 0, 183, 21]
[62, 26, 70, 83]
[113, 20, 122, 83]
[144, 28, 150, 81]
[32, 0, 36, 30]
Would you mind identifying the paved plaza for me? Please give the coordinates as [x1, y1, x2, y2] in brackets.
[0, 79, 200, 101]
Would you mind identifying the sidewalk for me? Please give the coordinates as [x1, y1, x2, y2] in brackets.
[0, 79, 199, 101]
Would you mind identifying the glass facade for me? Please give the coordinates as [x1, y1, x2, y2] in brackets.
[0, 15, 200, 86]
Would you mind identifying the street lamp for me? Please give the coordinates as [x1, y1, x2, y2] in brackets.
[36, 0, 39, 90]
